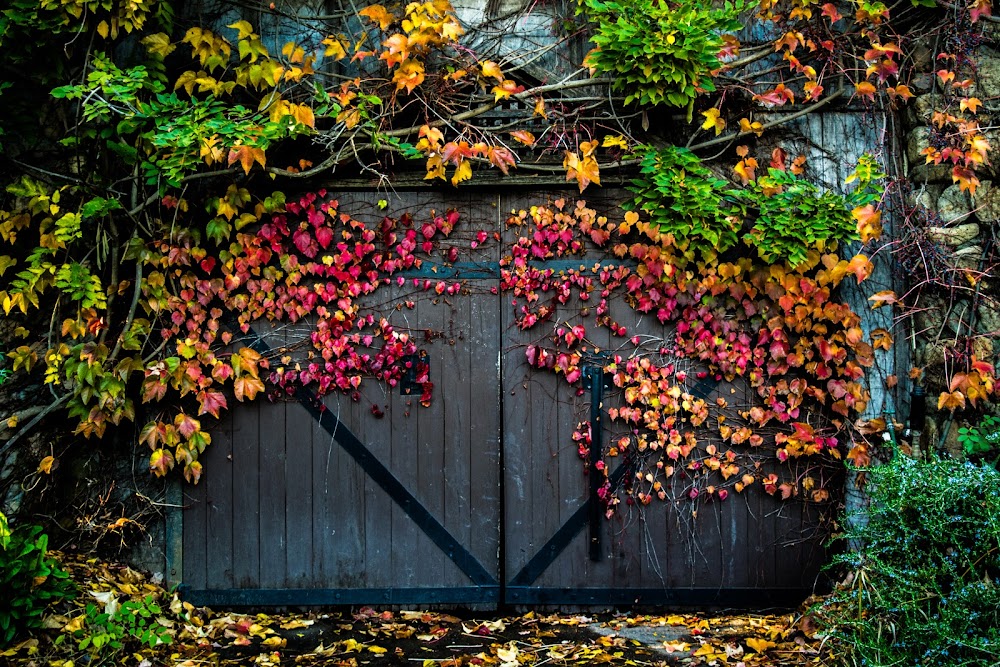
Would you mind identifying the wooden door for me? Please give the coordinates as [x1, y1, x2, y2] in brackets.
[175, 189, 828, 607]
[178, 192, 503, 606]
[498, 192, 827, 606]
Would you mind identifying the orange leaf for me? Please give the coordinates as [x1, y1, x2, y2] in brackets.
[961, 97, 983, 114]
[488, 146, 516, 175]
[233, 375, 265, 402]
[868, 290, 897, 309]
[952, 165, 980, 195]
[854, 81, 877, 101]
[227, 145, 266, 175]
[871, 328, 893, 351]
[534, 97, 547, 118]
[510, 130, 535, 146]
[492, 79, 524, 102]
[846, 255, 873, 283]
[852, 204, 882, 242]
[393, 59, 425, 93]
[184, 460, 203, 484]
[734, 157, 757, 184]
[380, 33, 410, 67]
[38, 456, 55, 474]
[888, 84, 913, 102]
[937, 390, 966, 412]
[358, 4, 395, 30]
[738, 118, 764, 136]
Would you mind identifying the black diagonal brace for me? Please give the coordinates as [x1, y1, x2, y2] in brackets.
[507, 374, 721, 588]
[238, 326, 498, 588]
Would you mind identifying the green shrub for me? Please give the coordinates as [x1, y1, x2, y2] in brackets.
[817, 455, 1000, 666]
[0, 523, 76, 644]
[60, 594, 172, 659]
[626, 145, 742, 265]
[741, 168, 859, 268]
[580, 0, 745, 109]
[958, 414, 1000, 462]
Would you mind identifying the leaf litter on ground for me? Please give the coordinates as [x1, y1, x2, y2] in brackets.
[1, 552, 834, 666]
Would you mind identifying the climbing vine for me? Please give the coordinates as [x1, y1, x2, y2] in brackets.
[1, 0, 999, 543]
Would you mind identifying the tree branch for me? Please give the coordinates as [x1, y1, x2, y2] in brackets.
[0, 393, 71, 459]
[687, 87, 847, 152]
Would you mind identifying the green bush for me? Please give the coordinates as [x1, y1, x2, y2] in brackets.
[60, 594, 172, 659]
[818, 455, 1000, 666]
[742, 168, 859, 268]
[0, 523, 76, 644]
[580, 0, 745, 109]
[626, 145, 742, 265]
[958, 414, 1000, 463]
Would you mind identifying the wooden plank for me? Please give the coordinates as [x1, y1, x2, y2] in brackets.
[181, 446, 207, 589]
[468, 277, 502, 578]
[258, 396, 287, 588]
[165, 480, 183, 589]
[205, 410, 234, 589]
[390, 325, 422, 588]
[285, 396, 313, 587]
[416, 292, 447, 586]
[231, 395, 260, 588]
[362, 385, 394, 589]
[442, 291, 473, 587]
[501, 285, 534, 582]
[316, 395, 366, 588]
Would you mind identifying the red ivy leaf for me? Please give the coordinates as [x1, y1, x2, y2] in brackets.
[197, 389, 228, 418]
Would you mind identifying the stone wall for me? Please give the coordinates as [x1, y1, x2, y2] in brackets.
[900, 39, 1000, 458]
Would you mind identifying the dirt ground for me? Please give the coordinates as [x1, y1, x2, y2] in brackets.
[1, 553, 833, 666]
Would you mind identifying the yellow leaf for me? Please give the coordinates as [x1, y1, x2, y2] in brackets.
[739, 118, 764, 136]
[227, 20, 255, 40]
[262, 637, 286, 648]
[322, 35, 348, 60]
[291, 103, 316, 128]
[746, 637, 776, 653]
[63, 615, 85, 633]
[96, 21, 109, 39]
[481, 60, 504, 81]
[367, 645, 387, 654]
[602, 134, 628, 149]
[38, 456, 55, 474]
[451, 160, 472, 186]
[700, 108, 725, 135]
[425, 155, 446, 180]
[393, 59, 425, 93]
[961, 97, 983, 114]
[142, 33, 176, 58]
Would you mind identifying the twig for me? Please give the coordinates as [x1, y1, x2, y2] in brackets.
[688, 87, 847, 152]
[0, 393, 71, 459]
